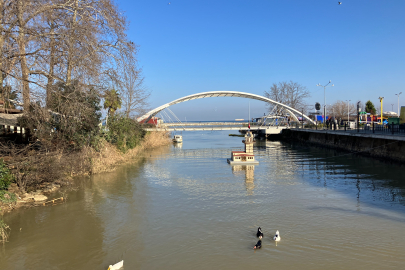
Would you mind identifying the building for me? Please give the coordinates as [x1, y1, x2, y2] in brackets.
[227, 130, 259, 165]
[139, 116, 163, 126]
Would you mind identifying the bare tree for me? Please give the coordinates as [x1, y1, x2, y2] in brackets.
[264, 81, 310, 114]
[328, 100, 357, 120]
[115, 48, 149, 118]
[1, 0, 150, 119]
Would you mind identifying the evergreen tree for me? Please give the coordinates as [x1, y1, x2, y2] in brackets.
[365, 100, 376, 115]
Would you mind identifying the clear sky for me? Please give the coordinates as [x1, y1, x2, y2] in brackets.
[119, 0, 405, 121]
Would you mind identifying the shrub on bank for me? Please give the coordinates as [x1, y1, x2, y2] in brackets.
[18, 81, 102, 149]
[0, 191, 17, 204]
[106, 114, 146, 153]
[0, 159, 14, 190]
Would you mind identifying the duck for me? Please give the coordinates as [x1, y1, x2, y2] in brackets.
[253, 240, 262, 249]
[273, 230, 281, 242]
[107, 260, 123, 270]
[256, 227, 264, 239]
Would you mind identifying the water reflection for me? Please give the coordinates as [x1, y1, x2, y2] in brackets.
[173, 142, 183, 148]
[282, 142, 405, 210]
[1, 130, 405, 270]
[231, 165, 255, 195]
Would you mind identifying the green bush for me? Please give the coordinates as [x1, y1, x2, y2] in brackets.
[106, 115, 146, 153]
[0, 159, 14, 190]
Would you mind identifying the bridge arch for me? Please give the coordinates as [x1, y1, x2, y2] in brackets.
[137, 91, 315, 124]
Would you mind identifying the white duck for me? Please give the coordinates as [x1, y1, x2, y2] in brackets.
[108, 260, 123, 270]
[273, 230, 281, 242]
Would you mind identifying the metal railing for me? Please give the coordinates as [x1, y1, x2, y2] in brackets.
[290, 121, 405, 136]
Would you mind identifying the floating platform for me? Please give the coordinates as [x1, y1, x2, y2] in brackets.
[227, 159, 259, 165]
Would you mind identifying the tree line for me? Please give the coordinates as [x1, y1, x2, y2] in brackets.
[0, 0, 149, 150]
[263, 81, 380, 120]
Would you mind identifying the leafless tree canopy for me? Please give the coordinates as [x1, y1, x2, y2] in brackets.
[264, 81, 310, 114]
[0, 0, 147, 115]
[327, 100, 358, 120]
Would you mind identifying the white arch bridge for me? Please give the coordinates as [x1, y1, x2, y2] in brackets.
[137, 91, 314, 132]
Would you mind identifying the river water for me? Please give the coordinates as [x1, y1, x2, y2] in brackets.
[1, 131, 405, 269]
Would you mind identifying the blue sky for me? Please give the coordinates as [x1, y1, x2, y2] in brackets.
[120, 0, 405, 120]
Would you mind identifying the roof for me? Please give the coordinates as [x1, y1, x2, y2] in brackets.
[0, 108, 22, 114]
[232, 153, 255, 157]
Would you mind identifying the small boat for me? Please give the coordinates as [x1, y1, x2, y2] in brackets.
[108, 260, 123, 270]
[173, 135, 183, 143]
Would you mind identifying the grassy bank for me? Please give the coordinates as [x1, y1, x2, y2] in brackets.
[0, 131, 171, 215]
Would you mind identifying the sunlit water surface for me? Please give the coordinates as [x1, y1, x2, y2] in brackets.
[1, 131, 405, 269]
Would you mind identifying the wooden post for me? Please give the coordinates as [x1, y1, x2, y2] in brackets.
[26, 128, 30, 143]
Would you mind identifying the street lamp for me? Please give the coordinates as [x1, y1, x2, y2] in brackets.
[378, 97, 384, 125]
[316, 80, 334, 124]
[345, 99, 351, 124]
[395, 92, 402, 116]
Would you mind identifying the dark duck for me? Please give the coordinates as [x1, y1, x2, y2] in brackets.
[253, 240, 262, 249]
[256, 227, 263, 239]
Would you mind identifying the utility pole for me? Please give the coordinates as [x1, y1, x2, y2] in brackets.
[317, 81, 334, 124]
[395, 92, 402, 116]
[378, 97, 384, 125]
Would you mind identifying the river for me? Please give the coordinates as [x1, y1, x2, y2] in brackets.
[1, 131, 405, 269]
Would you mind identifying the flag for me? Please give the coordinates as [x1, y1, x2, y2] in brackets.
[248, 123, 250, 129]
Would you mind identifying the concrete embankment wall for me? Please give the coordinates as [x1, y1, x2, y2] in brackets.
[280, 129, 405, 163]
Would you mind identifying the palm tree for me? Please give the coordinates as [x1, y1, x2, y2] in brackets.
[104, 89, 122, 117]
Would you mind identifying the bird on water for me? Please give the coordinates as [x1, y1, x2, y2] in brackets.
[256, 227, 264, 239]
[107, 260, 123, 270]
[253, 240, 262, 249]
[273, 230, 281, 242]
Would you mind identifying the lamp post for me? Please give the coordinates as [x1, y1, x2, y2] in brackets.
[378, 97, 384, 125]
[317, 80, 334, 125]
[395, 92, 402, 116]
[345, 99, 351, 124]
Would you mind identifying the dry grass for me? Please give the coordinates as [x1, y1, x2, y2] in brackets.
[71, 131, 171, 175]
[0, 219, 10, 244]
[1, 132, 171, 196]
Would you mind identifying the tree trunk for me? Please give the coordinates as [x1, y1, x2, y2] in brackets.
[66, 0, 79, 86]
[46, 23, 56, 107]
[17, 0, 30, 110]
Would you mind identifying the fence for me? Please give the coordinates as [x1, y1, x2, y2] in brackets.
[0, 124, 31, 143]
[290, 121, 405, 136]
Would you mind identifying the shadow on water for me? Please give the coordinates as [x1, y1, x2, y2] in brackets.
[276, 141, 405, 213]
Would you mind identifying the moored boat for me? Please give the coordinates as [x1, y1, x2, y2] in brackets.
[173, 135, 183, 143]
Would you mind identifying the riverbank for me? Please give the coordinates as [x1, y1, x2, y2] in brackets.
[279, 128, 405, 164]
[0, 131, 171, 216]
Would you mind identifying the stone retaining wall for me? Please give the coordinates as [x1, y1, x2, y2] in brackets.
[281, 129, 405, 163]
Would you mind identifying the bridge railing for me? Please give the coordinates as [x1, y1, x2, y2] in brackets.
[290, 122, 405, 136]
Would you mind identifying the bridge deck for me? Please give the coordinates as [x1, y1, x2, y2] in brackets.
[163, 122, 248, 126]
[145, 126, 286, 134]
